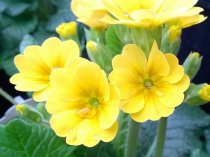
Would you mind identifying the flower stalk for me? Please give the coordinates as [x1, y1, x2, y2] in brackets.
[124, 117, 140, 157]
[0, 87, 16, 105]
[154, 117, 168, 157]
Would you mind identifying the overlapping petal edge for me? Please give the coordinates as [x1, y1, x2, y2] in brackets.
[109, 41, 190, 122]
[46, 57, 120, 147]
[10, 37, 80, 102]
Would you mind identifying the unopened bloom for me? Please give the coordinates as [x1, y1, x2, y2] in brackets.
[100, 0, 206, 28]
[109, 42, 190, 122]
[56, 22, 77, 38]
[168, 25, 182, 42]
[46, 58, 120, 147]
[10, 37, 80, 102]
[71, 0, 108, 29]
[199, 85, 210, 101]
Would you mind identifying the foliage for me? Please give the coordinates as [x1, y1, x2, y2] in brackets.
[0, 0, 75, 76]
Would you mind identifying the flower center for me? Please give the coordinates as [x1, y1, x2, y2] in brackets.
[89, 97, 100, 108]
[144, 79, 154, 89]
[76, 107, 97, 119]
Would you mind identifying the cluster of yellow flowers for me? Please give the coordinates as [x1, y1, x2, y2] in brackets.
[10, 0, 206, 147]
[72, 0, 206, 29]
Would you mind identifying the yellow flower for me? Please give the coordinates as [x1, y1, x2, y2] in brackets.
[199, 85, 210, 101]
[56, 22, 77, 38]
[109, 42, 190, 122]
[46, 57, 120, 147]
[100, 0, 206, 28]
[71, 0, 108, 29]
[10, 37, 80, 102]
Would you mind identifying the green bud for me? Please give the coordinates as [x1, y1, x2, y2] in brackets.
[16, 104, 43, 123]
[161, 25, 182, 55]
[183, 52, 202, 80]
[184, 83, 208, 106]
[86, 40, 113, 73]
[37, 103, 51, 120]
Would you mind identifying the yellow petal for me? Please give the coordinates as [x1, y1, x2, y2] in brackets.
[74, 61, 110, 100]
[100, 122, 118, 142]
[112, 44, 147, 74]
[10, 74, 48, 91]
[50, 68, 85, 101]
[75, 119, 101, 147]
[58, 40, 80, 66]
[14, 52, 49, 78]
[99, 83, 120, 129]
[109, 69, 142, 99]
[41, 37, 79, 68]
[33, 86, 51, 102]
[50, 110, 81, 137]
[120, 92, 145, 113]
[147, 42, 170, 76]
[131, 91, 161, 122]
[46, 94, 86, 114]
[163, 53, 184, 83]
[158, 0, 198, 14]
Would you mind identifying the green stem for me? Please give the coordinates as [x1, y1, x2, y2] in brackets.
[154, 117, 168, 157]
[124, 118, 140, 157]
[0, 87, 16, 105]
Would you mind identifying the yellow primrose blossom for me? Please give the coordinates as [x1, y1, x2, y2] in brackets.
[199, 85, 210, 101]
[56, 22, 77, 38]
[109, 42, 190, 122]
[100, 0, 206, 28]
[71, 0, 108, 29]
[46, 57, 120, 147]
[10, 37, 80, 102]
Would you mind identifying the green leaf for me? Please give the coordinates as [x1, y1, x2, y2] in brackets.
[1, 15, 38, 50]
[0, 50, 18, 76]
[0, 119, 76, 157]
[105, 26, 124, 56]
[191, 149, 210, 157]
[19, 34, 38, 53]
[112, 112, 130, 157]
[140, 105, 210, 157]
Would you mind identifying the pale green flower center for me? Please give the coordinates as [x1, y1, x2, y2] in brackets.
[144, 79, 154, 89]
[89, 97, 100, 108]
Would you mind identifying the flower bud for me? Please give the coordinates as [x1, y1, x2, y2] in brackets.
[161, 25, 182, 55]
[168, 25, 182, 42]
[16, 104, 43, 123]
[183, 52, 202, 80]
[86, 41, 97, 53]
[184, 83, 208, 106]
[56, 22, 77, 39]
[199, 85, 210, 101]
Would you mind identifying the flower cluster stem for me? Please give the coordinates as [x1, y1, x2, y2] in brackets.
[0, 87, 16, 105]
[124, 118, 140, 157]
[154, 117, 168, 157]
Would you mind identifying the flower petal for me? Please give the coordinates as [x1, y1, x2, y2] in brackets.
[99, 83, 120, 129]
[147, 42, 170, 76]
[50, 110, 81, 137]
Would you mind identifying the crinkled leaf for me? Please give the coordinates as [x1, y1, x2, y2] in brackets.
[0, 119, 76, 157]
[19, 34, 38, 53]
[1, 15, 38, 50]
[0, 50, 18, 76]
